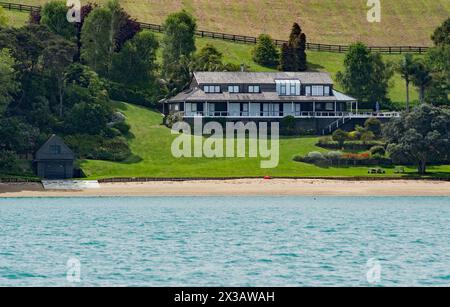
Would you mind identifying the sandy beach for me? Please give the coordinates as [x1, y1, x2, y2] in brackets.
[1, 179, 450, 197]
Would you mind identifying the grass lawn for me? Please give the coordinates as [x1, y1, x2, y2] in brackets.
[80, 102, 450, 179]
[2, 8, 28, 27]
[4, 0, 449, 46]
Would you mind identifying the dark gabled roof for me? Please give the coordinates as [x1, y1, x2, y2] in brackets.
[193, 71, 334, 85]
[35, 135, 74, 161]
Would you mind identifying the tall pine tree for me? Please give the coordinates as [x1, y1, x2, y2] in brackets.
[280, 23, 307, 71]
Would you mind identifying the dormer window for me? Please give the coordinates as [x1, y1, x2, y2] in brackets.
[248, 85, 260, 93]
[204, 85, 221, 93]
[276, 80, 300, 96]
[228, 85, 240, 93]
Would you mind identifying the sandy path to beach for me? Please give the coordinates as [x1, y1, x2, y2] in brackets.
[1, 179, 450, 197]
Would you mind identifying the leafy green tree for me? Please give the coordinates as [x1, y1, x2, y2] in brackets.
[162, 10, 196, 90]
[332, 129, 348, 148]
[412, 60, 432, 104]
[0, 49, 20, 114]
[81, 1, 125, 77]
[252, 34, 279, 68]
[384, 104, 450, 174]
[397, 54, 417, 112]
[425, 46, 449, 106]
[369, 53, 394, 105]
[41, 0, 77, 40]
[431, 18, 450, 46]
[0, 117, 40, 154]
[0, 6, 9, 26]
[65, 102, 111, 135]
[337, 42, 392, 106]
[110, 30, 159, 87]
[42, 38, 76, 116]
[193, 44, 224, 71]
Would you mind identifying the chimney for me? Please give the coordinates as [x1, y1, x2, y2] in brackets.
[240, 64, 245, 72]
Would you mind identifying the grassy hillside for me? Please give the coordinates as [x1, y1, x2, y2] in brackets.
[3, 9, 420, 105]
[80, 102, 450, 179]
[6, 0, 450, 45]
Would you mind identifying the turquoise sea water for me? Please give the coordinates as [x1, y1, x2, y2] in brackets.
[1, 196, 450, 287]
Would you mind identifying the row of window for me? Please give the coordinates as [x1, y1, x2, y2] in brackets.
[204, 85, 261, 93]
[204, 85, 331, 96]
[305, 85, 331, 96]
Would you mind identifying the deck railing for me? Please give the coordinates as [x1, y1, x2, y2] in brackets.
[0, 1, 429, 54]
[181, 111, 401, 119]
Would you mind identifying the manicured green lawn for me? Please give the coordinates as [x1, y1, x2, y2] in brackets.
[80, 102, 450, 179]
[2, 9, 28, 27]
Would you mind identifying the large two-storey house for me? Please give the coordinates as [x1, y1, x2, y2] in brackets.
[165, 72, 399, 134]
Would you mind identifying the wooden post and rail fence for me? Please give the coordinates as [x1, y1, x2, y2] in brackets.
[0, 1, 430, 54]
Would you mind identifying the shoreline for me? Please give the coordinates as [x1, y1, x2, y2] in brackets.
[1, 179, 450, 197]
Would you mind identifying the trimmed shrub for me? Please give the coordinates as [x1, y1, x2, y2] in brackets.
[370, 145, 386, 156]
[332, 129, 348, 147]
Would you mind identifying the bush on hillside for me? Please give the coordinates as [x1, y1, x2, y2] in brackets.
[252, 34, 280, 68]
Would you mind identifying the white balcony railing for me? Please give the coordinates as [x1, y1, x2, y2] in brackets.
[181, 111, 401, 119]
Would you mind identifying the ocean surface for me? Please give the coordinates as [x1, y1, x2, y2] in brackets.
[1, 196, 450, 287]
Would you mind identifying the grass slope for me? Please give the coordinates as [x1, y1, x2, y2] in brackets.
[81, 102, 450, 179]
[6, 0, 450, 45]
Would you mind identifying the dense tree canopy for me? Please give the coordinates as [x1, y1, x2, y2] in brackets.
[337, 42, 393, 106]
[0, 49, 20, 114]
[431, 18, 450, 46]
[41, 0, 77, 40]
[80, 6, 115, 76]
[384, 104, 450, 174]
[110, 31, 159, 87]
[162, 10, 197, 91]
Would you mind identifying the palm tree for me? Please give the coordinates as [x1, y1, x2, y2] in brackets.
[412, 61, 432, 104]
[397, 54, 416, 112]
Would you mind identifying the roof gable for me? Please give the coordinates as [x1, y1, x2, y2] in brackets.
[35, 135, 74, 160]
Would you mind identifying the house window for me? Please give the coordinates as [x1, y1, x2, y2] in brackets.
[324, 86, 330, 96]
[325, 103, 334, 111]
[295, 104, 301, 114]
[290, 83, 297, 95]
[279, 84, 286, 95]
[305, 86, 311, 96]
[242, 103, 249, 115]
[50, 145, 61, 155]
[312, 85, 324, 96]
[228, 85, 239, 93]
[204, 85, 221, 93]
[248, 85, 260, 93]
